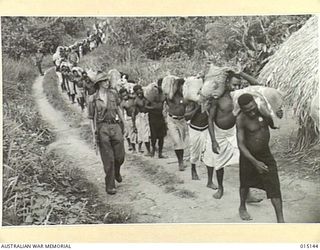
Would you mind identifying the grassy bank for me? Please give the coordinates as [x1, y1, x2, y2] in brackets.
[2, 57, 131, 225]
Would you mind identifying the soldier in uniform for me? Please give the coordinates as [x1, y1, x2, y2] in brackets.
[88, 72, 125, 195]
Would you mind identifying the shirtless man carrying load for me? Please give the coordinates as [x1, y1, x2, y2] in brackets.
[185, 101, 208, 180]
[236, 93, 284, 223]
[119, 88, 137, 152]
[145, 78, 167, 158]
[132, 85, 152, 155]
[165, 77, 188, 171]
[202, 66, 264, 201]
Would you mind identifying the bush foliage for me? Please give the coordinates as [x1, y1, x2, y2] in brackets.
[1, 17, 85, 59]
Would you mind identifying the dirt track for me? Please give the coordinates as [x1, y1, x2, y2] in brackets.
[33, 73, 320, 223]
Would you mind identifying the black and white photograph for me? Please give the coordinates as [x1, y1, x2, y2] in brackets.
[2, 15, 319, 226]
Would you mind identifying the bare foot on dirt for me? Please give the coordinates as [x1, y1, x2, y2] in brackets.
[191, 170, 200, 180]
[207, 183, 218, 190]
[179, 163, 185, 171]
[213, 188, 223, 199]
[239, 207, 252, 220]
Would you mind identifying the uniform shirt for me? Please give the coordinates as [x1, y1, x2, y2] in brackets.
[88, 88, 120, 123]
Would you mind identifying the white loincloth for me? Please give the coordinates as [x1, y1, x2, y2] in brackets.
[167, 115, 188, 150]
[202, 123, 239, 170]
[188, 125, 208, 165]
[136, 112, 150, 143]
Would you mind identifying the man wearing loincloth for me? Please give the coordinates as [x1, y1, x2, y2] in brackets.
[165, 78, 188, 171]
[119, 88, 138, 152]
[132, 85, 152, 156]
[203, 70, 263, 200]
[202, 74, 239, 197]
[185, 101, 208, 180]
[145, 78, 167, 158]
[236, 93, 284, 222]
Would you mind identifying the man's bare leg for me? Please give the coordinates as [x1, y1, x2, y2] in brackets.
[271, 198, 285, 223]
[131, 143, 136, 153]
[206, 166, 217, 189]
[239, 187, 252, 220]
[175, 149, 185, 171]
[213, 168, 224, 199]
[138, 142, 143, 153]
[144, 141, 152, 156]
[126, 138, 132, 151]
[191, 163, 200, 180]
[158, 137, 166, 158]
[151, 137, 156, 157]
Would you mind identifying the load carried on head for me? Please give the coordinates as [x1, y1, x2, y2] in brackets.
[107, 69, 121, 89]
[162, 75, 181, 100]
[201, 65, 233, 100]
[197, 63, 284, 127]
[182, 76, 203, 102]
[197, 65, 233, 112]
[143, 82, 159, 102]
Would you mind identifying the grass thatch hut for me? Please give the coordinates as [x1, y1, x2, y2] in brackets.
[258, 15, 319, 150]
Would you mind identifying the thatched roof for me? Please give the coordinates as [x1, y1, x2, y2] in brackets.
[258, 15, 319, 149]
[258, 16, 318, 123]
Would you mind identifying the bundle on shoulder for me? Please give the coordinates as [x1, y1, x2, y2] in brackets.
[182, 76, 203, 102]
[143, 82, 159, 102]
[162, 75, 182, 99]
[232, 86, 284, 128]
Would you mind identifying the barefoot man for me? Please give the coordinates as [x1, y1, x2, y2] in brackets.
[202, 67, 264, 200]
[202, 69, 240, 196]
[119, 88, 137, 152]
[236, 93, 284, 222]
[185, 100, 208, 180]
[165, 78, 188, 171]
[145, 78, 167, 158]
[132, 85, 152, 156]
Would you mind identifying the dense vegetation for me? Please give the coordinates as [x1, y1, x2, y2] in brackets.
[106, 16, 310, 76]
[1, 17, 86, 59]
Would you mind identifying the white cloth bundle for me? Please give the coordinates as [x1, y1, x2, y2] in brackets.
[183, 76, 203, 102]
[231, 86, 284, 128]
[107, 69, 121, 89]
[200, 65, 231, 100]
[143, 82, 159, 102]
[162, 75, 180, 100]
